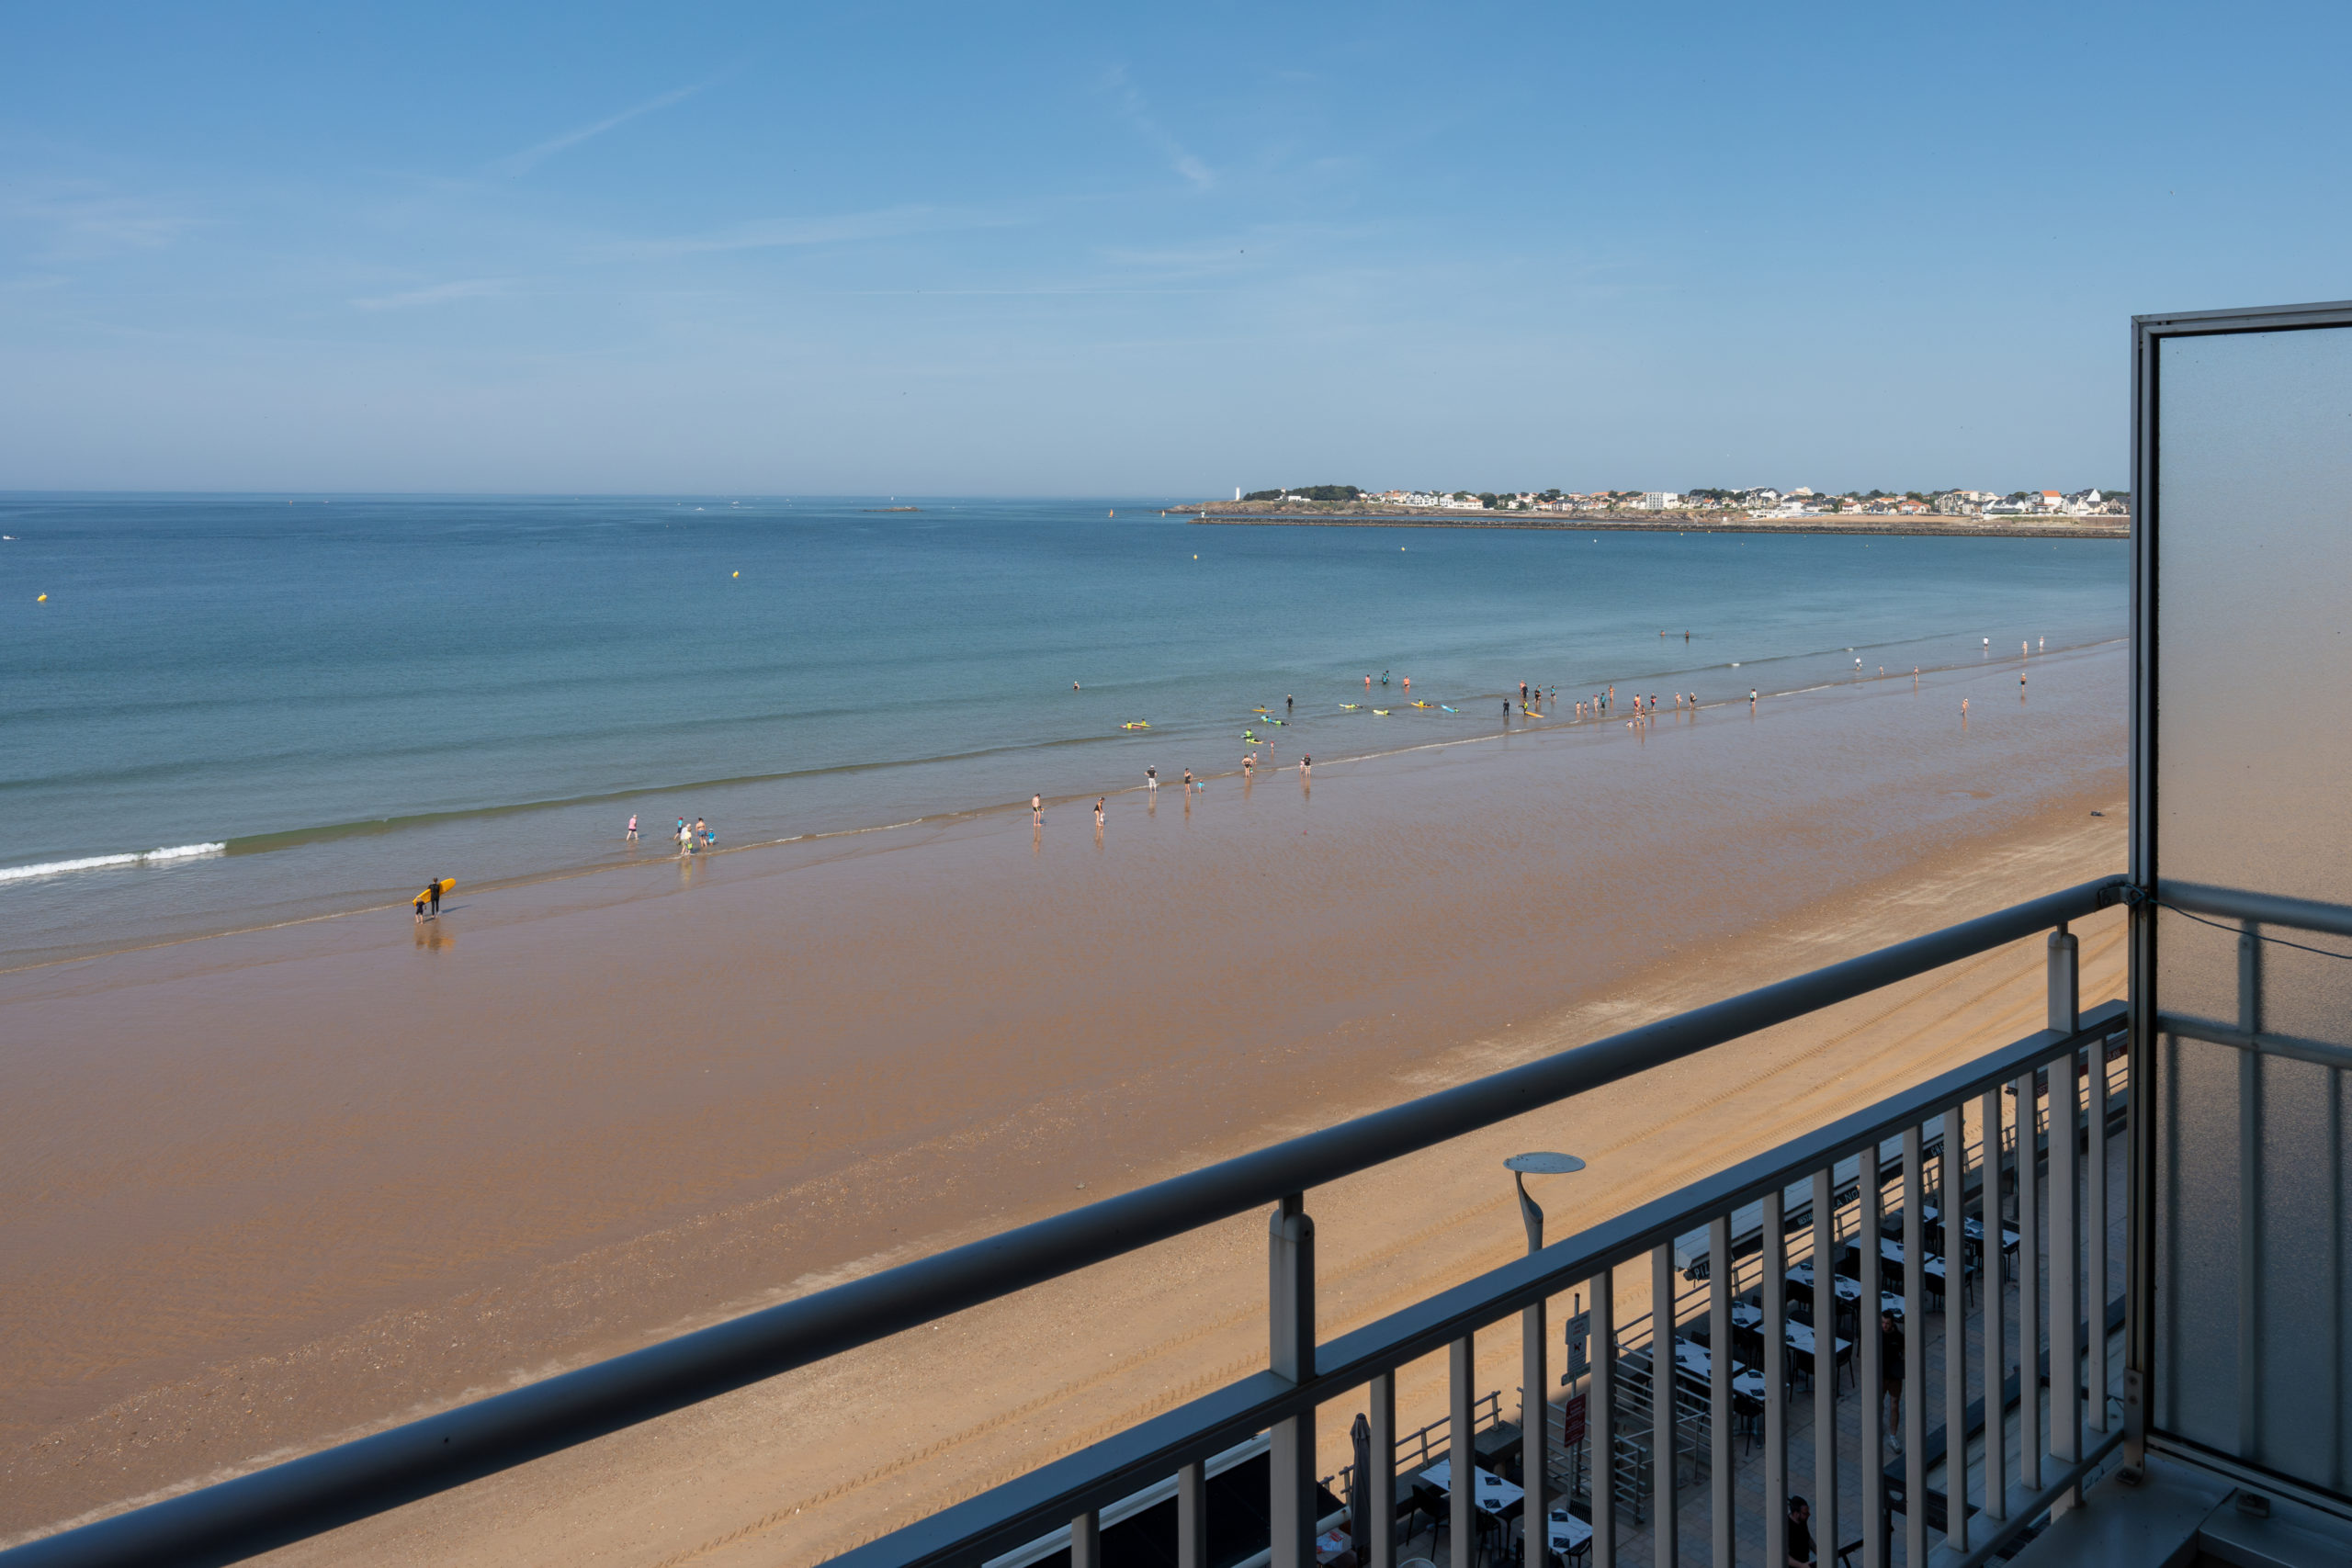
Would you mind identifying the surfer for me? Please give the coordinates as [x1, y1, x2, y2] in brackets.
[1285, 694, 1294, 712]
[430, 879, 443, 917]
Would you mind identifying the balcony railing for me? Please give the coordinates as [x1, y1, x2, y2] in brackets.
[3, 876, 2130, 1568]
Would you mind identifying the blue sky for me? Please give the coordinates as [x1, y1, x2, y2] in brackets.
[3, 3, 2347, 495]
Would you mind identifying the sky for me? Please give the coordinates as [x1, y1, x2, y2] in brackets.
[3, 2, 2349, 496]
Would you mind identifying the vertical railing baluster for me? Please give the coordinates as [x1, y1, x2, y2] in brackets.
[1764, 1188, 1788, 1565]
[2052, 1048, 2081, 1506]
[1592, 1268, 1616, 1568]
[1451, 1337, 1475, 1568]
[1903, 1126, 1927, 1565]
[1710, 1216, 1732, 1567]
[1861, 1146, 1886, 1568]
[1072, 1508, 1102, 1568]
[2087, 1037, 2109, 1436]
[1369, 1374, 1396, 1568]
[1179, 1461, 1207, 1568]
[1813, 1168, 1838, 1567]
[2016, 1070, 2042, 1493]
[1526, 1286, 1548, 1568]
[1653, 1245, 1678, 1568]
[1943, 1104, 1969, 1554]
[1981, 1088, 2007, 1521]
[1271, 1194, 1317, 1568]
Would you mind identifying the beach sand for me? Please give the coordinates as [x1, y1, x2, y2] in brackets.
[0, 644, 2125, 1559]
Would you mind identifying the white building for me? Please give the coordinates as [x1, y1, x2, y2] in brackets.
[1641, 491, 1681, 511]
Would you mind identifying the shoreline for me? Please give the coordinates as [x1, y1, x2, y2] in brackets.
[1182, 510, 2129, 539]
[0, 642, 2127, 1550]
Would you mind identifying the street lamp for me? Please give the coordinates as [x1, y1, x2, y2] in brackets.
[1505, 1151, 1587, 1255]
[1502, 1152, 1584, 1568]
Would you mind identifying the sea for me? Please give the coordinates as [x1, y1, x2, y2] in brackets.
[0, 495, 2128, 968]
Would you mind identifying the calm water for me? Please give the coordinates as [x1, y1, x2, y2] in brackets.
[0, 495, 2126, 964]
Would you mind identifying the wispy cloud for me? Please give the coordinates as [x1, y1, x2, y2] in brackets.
[352, 277, 512, 310]
[1101, 67, 1216, 191]
[608, 204, 1017, 260]
[1, 185, 204, 259]
[489, 83, 707, 177]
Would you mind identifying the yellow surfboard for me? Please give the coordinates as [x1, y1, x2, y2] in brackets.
[415, 877, 455, 903]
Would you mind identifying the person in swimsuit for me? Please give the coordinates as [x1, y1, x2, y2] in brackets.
[626, 814, 638, 841]
[413, 886, 428, 923]
[1032, 793, 1043, 824]
[1300, 754, 1311, 777]
[694, 818, 707, 850]
[1093, 797, 1105, 829]
[1182, 768, 1193, 790]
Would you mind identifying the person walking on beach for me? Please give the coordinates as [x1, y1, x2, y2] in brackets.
[1301, 754, 1311, 778]
[1146, 764, 1158, 791]
[1093, 797, 1105, 829]
[626, 814, 639, 842]
[414, 886, 429, 923]
[1750, 688, 1758, 711]
[429, 878, 443, 917]
[676, 819, 691, 856]
[1032, 793, 1043, 825]
[1243, 752, 1254, 777]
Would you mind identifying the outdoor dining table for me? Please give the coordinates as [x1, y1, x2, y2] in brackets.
[1785, 1261, 1907, 1320]
[1917, 1202, 2019, 1257]
[1669, 1337, 1770, 1407]
[1546, 1506, 1595, 1562]
[1420, 1456, 1524, 1515]
[1728, 1301, 1852, 1381]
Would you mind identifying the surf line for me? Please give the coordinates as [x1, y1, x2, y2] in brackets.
[0, 843, 227, 885]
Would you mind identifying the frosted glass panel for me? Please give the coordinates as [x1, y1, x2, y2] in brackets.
[2151, 322, 2352, 1495]
[2156, 327, 2352, 913]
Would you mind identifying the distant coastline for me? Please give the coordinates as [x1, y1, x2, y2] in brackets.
[1174, 503, 2129, 540]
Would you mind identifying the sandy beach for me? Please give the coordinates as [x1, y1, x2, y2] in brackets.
[0, 642, 2125, 1560]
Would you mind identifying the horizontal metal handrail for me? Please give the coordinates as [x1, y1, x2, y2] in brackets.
[831, 1002, 2125, 1568]
[4, 875, 2123, 1568]
[2157, 879, 2352, 941]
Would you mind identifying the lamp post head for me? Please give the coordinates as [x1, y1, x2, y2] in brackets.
[1504, 1152, 1586, 1254]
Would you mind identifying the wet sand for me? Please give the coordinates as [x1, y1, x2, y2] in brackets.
[0, 644, 2124, 1553]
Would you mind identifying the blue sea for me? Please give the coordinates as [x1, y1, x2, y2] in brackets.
[0, 495, 2127, 965]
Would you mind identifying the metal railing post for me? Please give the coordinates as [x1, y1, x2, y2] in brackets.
[1710, 1216, 1733, 1568]
[2238, 924, 2264, 1462]
[1525, 1292, 1547, 1568]
[1451, 1337, 1476, 1568]
[1943, 1103, 1969, 1553]
[2086, 1041, 2109, 1436]
[1652, 1245, 1678, 1568]
[1271, 1194, 1317, 1568]
[1762, 1189, 1787, 1563]
[1812, 1168, 1838, 1564]
[1367, 1374, 1396, 1568]
[1073, 1508, 1101, 1568]
[2016, 1072, 2042, 1492]
[1980, 1087, 2007, 1520]
[1902, 1126, 1926, 1567]
[1179, 1462, 1207, 1568]
[2052, 1047, 2082, 1511]
[1861, 1146, 1885, 1568]
[1591, 1269, 1616, 1568]
[2048, 925, 2079, 1036]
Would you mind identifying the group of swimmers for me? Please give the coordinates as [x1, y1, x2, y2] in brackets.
[621, 813, 715, 855]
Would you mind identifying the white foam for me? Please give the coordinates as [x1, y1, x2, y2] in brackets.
[0, 842, 227, 885]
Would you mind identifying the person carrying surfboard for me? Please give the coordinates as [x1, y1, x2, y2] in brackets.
[430, 878, 443, 917]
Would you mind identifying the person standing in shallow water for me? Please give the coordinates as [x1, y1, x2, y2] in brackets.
[1031, 793, 1043, 825]
[1093, 797, 1105, 830]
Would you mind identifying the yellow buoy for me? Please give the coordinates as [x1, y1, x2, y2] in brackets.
[37, 592, 47, 602]
[731, 570, 739, 578]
